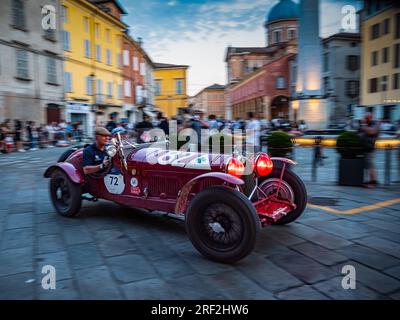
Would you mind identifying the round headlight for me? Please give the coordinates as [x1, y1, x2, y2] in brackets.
[255, 153, 273, 176]
[106, 145, 117, 158]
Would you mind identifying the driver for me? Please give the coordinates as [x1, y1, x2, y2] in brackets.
[83, 127, 111, 175]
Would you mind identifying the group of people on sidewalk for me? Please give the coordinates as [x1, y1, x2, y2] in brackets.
[0, 119, 84, 153]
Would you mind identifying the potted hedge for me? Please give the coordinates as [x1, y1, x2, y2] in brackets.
[267, 131, 293, 157]
[267, 131, 294, 168]
[336, 131, 365, 186]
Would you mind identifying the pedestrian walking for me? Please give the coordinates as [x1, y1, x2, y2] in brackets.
[245, 112, 261, 154]
[14, 119, 25, 152]
[359, 112, 380, 188]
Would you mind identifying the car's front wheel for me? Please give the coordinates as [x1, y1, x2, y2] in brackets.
[185, 186, 261, 264]
[50, 170, 82, 217]
[258, 167, 307, 225]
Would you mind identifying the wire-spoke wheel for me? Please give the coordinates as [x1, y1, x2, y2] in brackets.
[50, 170, 82, 217]
[185, 186, 260, 264]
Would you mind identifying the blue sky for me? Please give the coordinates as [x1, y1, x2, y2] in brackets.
[119, 0, 362, 96]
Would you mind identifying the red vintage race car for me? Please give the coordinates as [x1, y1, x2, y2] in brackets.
[44, 135, 307, 263]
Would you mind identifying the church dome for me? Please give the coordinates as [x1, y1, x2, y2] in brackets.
[266, 0, 299, 24]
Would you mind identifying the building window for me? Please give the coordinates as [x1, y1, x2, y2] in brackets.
[124, 80, 131, 97]
[393, 73, 400, 90]
[133, 56, 139, 71]
[107, 82, 113, 98]
[106, 49, 111, 65]
[175, 79, 183, 94]
[288, 28, 296, 40]
[117, 53, 122, 68]
[95, 23, 100, 38]
[396, 13, 400, 39]
[272, 30, 281, 43]
[155, 80, 161, 95]
[276, 76, 286, 89]
[323, 53, 329, 72]
[381, 76, 388, 91]
[12, 0, 26, 30]
[61, 6, 68, 24]
[95, 45, 101, 61]
[370, 23, 380, 40]
[350, 42, 357, 47]
[85, 76, 92, 95]
[47, 57, 57, 84]
[140, 62, 146, 76]
[369, 78, 378, 93]
[346, 80, 359, 98]
[96, 79, 102, 94]
[118, 84, 123, 99]
[123, 50, 129, 66]
[382, 47, 389, 63]
[323, 77, 330, 95]
[64, 72, 72, 92]
[83, 17, 89, 32]
[63, 31, 70, 51]
[395, 43, 400, 68]
[383, 18, 390, 35]
[15, 48, 29, 79]
[347, 55, 359, 71]
[371, 51, 378, 66]
[84, 40, 91, 58]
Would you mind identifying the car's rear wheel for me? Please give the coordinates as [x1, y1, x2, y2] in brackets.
[50, 170, 82, 217]
[258, 167, 307, 225]
[185, 186, 260, 264]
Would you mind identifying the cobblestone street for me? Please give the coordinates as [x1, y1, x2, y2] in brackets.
[0, 147, 399, 300]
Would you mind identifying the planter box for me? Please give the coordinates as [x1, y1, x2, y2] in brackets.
[338, 158, 365, 186]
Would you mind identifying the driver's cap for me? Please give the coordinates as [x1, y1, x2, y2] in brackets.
[95, 127, 111, 136]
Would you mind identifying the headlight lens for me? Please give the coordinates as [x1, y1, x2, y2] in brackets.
[255, 153, 273, 176]
[106, 145, 117, 158]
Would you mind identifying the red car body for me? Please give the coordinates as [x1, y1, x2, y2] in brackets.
[44, 140, 307, 263]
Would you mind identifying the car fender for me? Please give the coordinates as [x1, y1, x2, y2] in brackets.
[270, 157, 297, 165]
[175, 172, 244, 215]
[44, 162, 84, 184]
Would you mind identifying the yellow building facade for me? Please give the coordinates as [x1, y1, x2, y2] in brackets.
[62, 0, 126, 135]
[154, 63, 189, 117]
[360, 3, 400, 121]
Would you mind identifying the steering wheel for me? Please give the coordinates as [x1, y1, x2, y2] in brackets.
[87, 157, 113, 179]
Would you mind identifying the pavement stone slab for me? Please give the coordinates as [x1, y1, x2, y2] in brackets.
[0, 272, 36, 299]
[1, 228, 34, 250]
[37, 234, 65, 254]
[0, 246, 34, 277]
[383, 265, 400, 280]
[6, 213, 34, 229]
[276, 285, 329, 300]
[269, 249, 337, 284]
[237, 255, 303, 292]
[107, 254, 157, 283]
[291, 242, 348, 266]
[75, 266, 122, 299]
[122, 278, 178, 300]
[335, 245, 400, 270]
[63, 225, 93, 245]
[68, 243, 103, 270]
[207, 270, 275, 300]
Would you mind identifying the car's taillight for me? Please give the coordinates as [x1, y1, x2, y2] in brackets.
[226, 158, 245, 178]
[255, 153, 273, 176]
